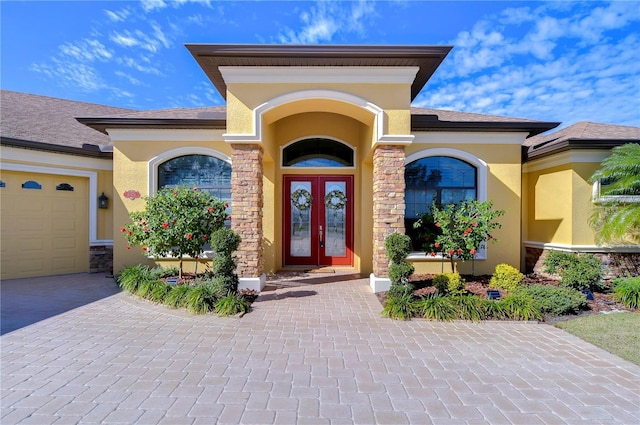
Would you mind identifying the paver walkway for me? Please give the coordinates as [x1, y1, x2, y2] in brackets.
[1, 273, 639, 424]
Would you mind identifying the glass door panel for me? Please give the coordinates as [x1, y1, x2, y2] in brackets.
[323, 181, 346, 257]
[290, 181, 312, 257]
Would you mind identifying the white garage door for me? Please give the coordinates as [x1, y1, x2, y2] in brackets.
[1, 171, 89, 279]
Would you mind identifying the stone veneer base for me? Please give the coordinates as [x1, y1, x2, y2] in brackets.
[370, 273, 391, 293]
[239, 274, 267, 292]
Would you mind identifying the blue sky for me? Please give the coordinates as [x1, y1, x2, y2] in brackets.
[2, 1, 639, 128]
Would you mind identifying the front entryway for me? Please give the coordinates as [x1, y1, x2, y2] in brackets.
[284, 175, 353, 267]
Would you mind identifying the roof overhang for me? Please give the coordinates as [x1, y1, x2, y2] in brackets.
[524, 139, 637, 162]
[76, 118, 227, 135]
[186, 44, 452, 101]
[412, 115, 560, 137]
[0, 137, 112, 158]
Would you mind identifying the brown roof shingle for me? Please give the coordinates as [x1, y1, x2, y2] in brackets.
[1, 90, 134, 154]
[525, 121, 640, 147]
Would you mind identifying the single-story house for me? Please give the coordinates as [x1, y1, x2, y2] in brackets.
[1, 44, 638, 291]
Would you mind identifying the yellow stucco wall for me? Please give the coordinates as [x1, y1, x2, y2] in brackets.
[97, 170, 113, 240]
[524, 161, 600, 246]
[226, 82, 411, 138]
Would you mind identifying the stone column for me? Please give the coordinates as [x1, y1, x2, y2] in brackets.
[231, 144, 264, 287]
[372, 145, 406, 278]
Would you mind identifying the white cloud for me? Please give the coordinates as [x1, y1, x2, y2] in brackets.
[104, 8, 131, 22]
[116, 56, 163, 76]
[276, 0, 376, 44]
[31, 60, 105, 92]
[115, 71, 144, 86]
[110, 23, 171, 53]
[140, 0, 167, 12]
[59, 39, 113, 62]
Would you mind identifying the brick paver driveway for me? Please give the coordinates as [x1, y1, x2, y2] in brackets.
[1, 273, 639, 424]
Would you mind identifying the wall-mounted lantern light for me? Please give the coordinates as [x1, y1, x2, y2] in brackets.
[98, 192, 109, 209]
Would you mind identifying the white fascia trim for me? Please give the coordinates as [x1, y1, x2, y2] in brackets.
[0, 162, 100, 244]
[405, 147, 489, 201]
[107, 128, 226, 142]
[223, 89, 409, 145]
[148, 147, 232, 196]
[91, 240, 114, 246]
[523, 150, 609, 173]
[412, 131, 528, 145]
[238, 274, 267, 292]
[524, 240, 640, 253]
[370, 274, 391, 293]
[1, 146, 113, 170]
[219, 66, 420, 85]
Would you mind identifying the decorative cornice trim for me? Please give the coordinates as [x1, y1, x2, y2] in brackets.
[107, 128, 226, 142]
[523, 150, 609, 173]
[219, 66, 420, 84]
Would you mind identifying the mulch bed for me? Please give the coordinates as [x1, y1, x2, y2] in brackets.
[376, 273, 636, 323]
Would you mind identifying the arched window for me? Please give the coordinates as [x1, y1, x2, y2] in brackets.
[405, 156, 477, 219]
[282, 138, 354, 167]
[158, 154, 232, 206]
[405, 149, 487, 252]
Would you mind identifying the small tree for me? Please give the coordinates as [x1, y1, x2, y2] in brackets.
[429, 200, 505, 273]
[121, 186, 228, 278]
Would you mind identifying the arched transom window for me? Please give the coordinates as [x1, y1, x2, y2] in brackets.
[282, 138, 354, 167]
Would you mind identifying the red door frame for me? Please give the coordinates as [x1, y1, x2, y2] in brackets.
[283, 175, 354, 267]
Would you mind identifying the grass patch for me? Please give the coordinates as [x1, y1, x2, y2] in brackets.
[556, 313, 640, 365]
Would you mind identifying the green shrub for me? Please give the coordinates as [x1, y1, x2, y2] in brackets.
[433, 272, 465, 295]
[136, 279, 162, 299]
[148, 281, 171, 303]
[164, 284, 190, 309]
[612, 276, 640, 309]
[211, 228, 241, 294]
[482, 300, 508, 320]
[215, 293, 251, 316]
[543, 250, 605, 291]
[117, 264, 150, 293]
[489, 264, 523, 292]
[449, 295, 486, 321]
[388, 262, 415, 286]
[186, 284, 218, 314]
[499, 292, 542, 321]
[387, 283, 414, 298]
[382, 292, 415, 320]
[385, 233, 412, 264]
[519, 285, 588, 316]
[415, 294, 457, 321]
[211, 228, 241, 256]
[561, 254, 604, 291]
[543, 250, 576, 275]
